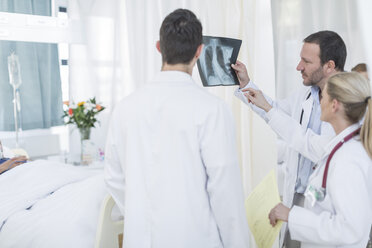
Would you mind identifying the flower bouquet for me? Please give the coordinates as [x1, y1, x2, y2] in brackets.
[63, 97, 105, 164]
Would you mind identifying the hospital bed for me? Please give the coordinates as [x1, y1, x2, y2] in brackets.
[0, 159, 107, 248]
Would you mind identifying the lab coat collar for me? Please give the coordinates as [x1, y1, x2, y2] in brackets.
[300, 90, 313, 126]
[321, 123, 361, 159]
[310, 86, 321, 105]
[153, 70, 193, 83]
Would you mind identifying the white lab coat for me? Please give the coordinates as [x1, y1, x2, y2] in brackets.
[287, 124, 372, 248]
[105, 71, 250, 248]
[234, 82, 335, 245]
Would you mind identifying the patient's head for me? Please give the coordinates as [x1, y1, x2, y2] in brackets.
[159, 9, 202, 65]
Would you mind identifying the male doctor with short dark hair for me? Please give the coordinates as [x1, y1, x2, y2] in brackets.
[105, 8, 250, 248]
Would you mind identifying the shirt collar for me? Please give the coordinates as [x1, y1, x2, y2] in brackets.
[310, 86, 321, 105]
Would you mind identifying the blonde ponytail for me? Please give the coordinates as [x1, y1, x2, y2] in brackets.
[361, 97, 372, 159]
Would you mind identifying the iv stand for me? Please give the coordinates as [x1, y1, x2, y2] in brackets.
[8, 53, 22, 148]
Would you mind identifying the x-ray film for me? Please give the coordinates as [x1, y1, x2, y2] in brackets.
[197, 36, 242, 87]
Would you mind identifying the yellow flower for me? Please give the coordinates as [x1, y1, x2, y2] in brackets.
[77, 101, 85, 107]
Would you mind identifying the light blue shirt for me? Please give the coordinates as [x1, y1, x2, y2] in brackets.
[295, 86, 322, 193]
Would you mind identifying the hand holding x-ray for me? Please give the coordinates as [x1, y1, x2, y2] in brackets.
[231, 61, 251, 88]
[197, 36, 242, 87]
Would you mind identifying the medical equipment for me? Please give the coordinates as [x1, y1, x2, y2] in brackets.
[322, 128, 360, 188]
[8, 53, 23, 148]
[305, 127, 360, 206]
[304, 185, 325, 206]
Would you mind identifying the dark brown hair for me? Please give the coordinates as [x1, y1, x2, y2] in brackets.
[159, 9, 202, 65]
[304, 31, 346, 71]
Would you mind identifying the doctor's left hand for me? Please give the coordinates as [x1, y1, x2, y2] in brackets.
[243, 88, 273, 112]
[268, 203, 290, 227]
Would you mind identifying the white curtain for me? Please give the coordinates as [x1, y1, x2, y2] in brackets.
[67, 0, 124, 155]
[357, 0, 372, 90]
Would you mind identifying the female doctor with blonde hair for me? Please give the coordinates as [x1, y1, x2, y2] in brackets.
[248, 72, 372, 247]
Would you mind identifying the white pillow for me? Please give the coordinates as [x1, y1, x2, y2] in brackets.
[3, 146, 15, 158]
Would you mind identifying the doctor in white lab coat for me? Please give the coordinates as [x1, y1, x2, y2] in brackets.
[233, 31, 347, 247]
[248, 72, 372, 247]
[104, 9, 250, 248]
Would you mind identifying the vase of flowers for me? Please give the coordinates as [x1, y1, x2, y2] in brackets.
[63, 97, 105, 164]
[79, 127, 91, 140]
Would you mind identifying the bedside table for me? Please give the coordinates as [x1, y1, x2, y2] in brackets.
[47, 153, 105, 169]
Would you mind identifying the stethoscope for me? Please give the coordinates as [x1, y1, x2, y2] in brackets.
[322, 127, 361, 190]
[306, 127, 361, 204]
[299, 92, 360, 202]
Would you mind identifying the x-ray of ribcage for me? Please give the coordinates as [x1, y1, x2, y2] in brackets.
[197, 36, 242, 87]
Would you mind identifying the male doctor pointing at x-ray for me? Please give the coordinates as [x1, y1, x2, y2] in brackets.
[232, 30, 347, 248]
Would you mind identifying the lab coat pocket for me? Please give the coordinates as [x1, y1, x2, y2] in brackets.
[311, 193, 335, 215]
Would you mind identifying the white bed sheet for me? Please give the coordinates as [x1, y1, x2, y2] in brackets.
[0, 160, 107, 248]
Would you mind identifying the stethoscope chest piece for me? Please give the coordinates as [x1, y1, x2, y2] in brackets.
[304, 185, 326, 207]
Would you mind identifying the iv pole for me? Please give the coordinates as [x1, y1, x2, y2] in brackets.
[7, 53, 22, 148]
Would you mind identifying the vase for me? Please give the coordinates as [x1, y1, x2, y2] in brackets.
[79, 127, 93, 165]
[79, 127, 91, 140]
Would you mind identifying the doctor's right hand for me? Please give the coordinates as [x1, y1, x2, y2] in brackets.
[231, 60, 250, 89]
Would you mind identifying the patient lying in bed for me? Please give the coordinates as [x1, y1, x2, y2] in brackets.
[0, 140, 28, 175]
[0, 140, 108, 248]
[0, 159, 107, 248]
[0, 156, 27, 175]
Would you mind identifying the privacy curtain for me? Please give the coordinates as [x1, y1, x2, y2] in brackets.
[0, 0, 64, 131]
[357, 0, 372, 93]
[67, 0, 123, 153]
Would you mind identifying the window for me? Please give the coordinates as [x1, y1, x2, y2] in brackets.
[0, 0, 82, 157]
